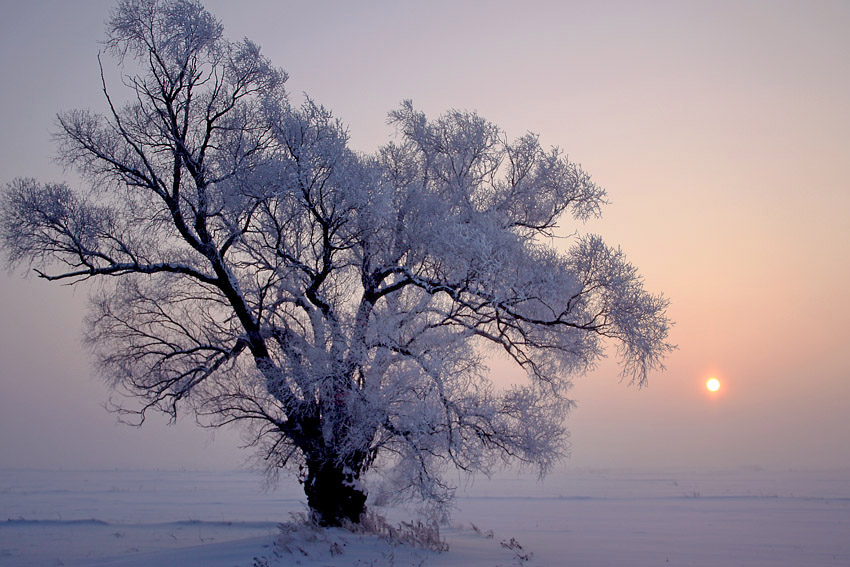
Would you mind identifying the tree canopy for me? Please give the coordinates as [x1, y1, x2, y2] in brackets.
[1, 0, 672, 526]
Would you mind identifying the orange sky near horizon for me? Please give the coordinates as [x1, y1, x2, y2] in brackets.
[0, 0, 848, 472]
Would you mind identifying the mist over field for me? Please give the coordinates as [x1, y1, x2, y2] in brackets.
[1, 1, 849, 565]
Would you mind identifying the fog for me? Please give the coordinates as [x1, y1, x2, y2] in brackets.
[1, 0, 848, 473]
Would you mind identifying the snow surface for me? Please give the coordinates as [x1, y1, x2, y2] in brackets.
[1, 467, 848, 566]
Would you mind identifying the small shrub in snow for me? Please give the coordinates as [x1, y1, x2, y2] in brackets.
[501, 537, 534, 563]
[344, 510, 449, 552]
[274, 512, 339, 556]
[470, 522, 494, 539]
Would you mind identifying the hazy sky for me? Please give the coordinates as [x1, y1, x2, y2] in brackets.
[1, 0, 848, 473]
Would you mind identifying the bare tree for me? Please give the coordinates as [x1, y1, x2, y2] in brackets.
[1, 0, 672, 526]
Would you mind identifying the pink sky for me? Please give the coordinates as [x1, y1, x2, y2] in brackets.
[1, 0, 848, 471]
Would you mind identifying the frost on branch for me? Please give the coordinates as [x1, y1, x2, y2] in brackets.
[0, 0, 672, 527]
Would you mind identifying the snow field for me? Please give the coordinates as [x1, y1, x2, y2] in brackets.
[1, 468, 848, 566]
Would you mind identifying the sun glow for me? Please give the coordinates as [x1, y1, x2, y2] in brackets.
[706, 377, 721, 392]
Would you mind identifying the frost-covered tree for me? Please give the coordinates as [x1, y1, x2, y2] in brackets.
[0, 0, 672, 526]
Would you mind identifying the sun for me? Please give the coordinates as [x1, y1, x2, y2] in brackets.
[706, 377, 721, 392]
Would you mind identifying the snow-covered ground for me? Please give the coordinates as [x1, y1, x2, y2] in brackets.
[1, 467, 848, 566]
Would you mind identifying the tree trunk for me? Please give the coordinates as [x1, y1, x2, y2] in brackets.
[303, 457, 367, 527]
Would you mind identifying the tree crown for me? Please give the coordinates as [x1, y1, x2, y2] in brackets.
[1, 0, 672, 523]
